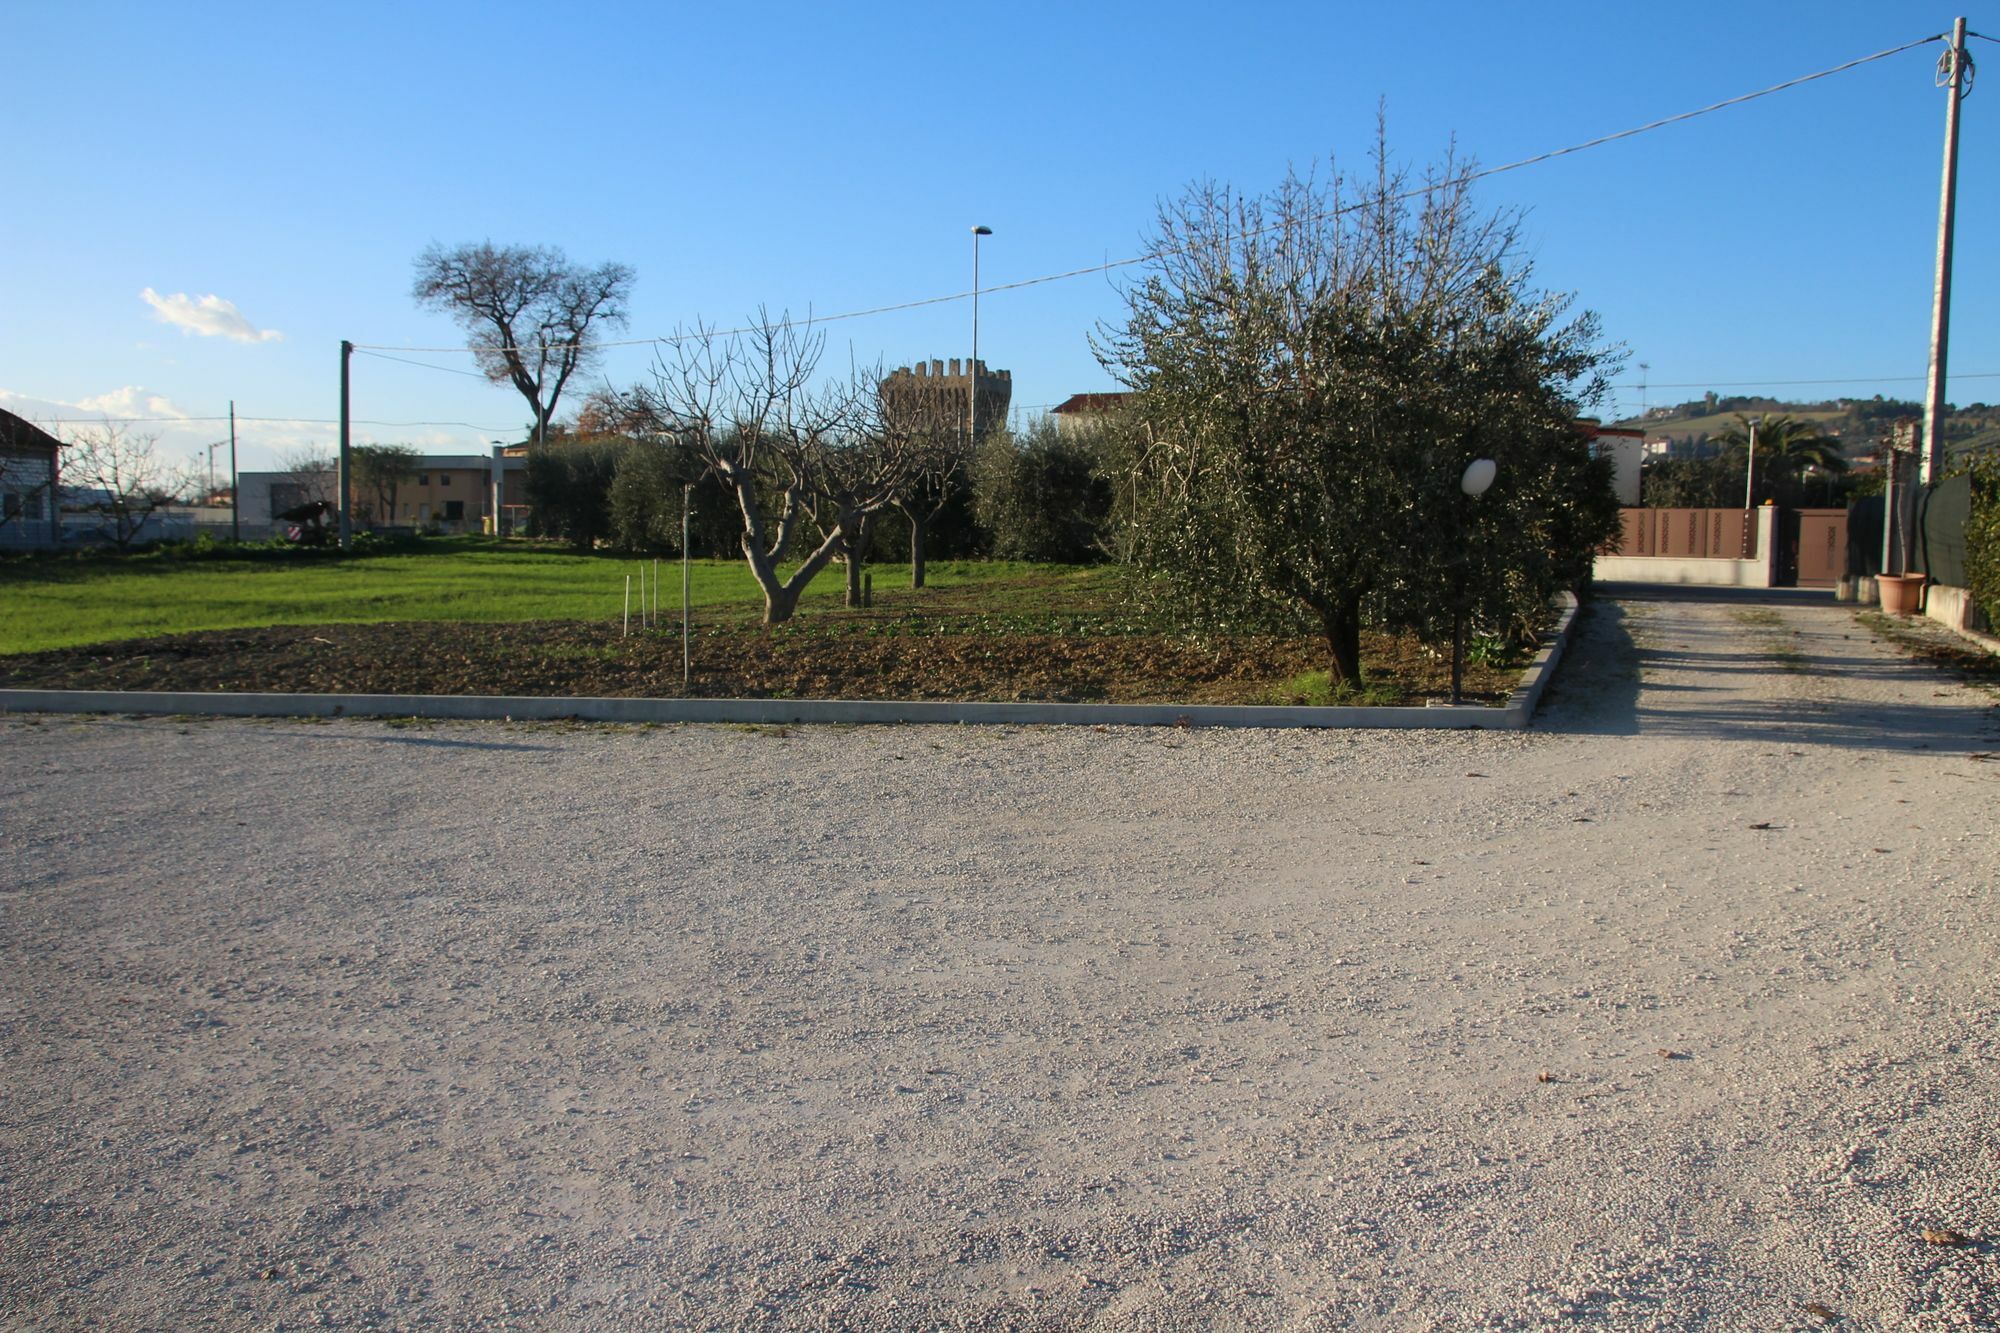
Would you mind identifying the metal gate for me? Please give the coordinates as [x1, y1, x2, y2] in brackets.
[1785, 509, 1848, 587]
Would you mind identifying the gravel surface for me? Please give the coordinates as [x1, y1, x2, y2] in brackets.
[2, 589, 1996, 1330]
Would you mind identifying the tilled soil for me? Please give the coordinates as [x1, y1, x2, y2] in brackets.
[0, 618, 1518, 703]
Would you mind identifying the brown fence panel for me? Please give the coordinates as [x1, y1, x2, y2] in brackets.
[1608, 508, 1758, 559]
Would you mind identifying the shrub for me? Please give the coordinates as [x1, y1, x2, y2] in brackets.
[970, 417, 1114, 564]
[525, 440, 623, 551]
[1965, 454, 2000, 627]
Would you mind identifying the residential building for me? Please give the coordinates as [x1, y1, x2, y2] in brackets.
[1582, 422, 1647, 506]
[0, 408, 62, 550]
[1050, 391, 1133, 435]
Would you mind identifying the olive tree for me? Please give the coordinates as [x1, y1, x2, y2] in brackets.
[1097, 139, 1618, 686]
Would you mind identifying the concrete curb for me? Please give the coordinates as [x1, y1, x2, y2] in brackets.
[2, 598, 1580, 732]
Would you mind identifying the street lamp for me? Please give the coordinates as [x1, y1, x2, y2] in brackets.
[1744, 414, 1761, 510]
[970, 225, 993, 447]
[1451, 458, 1498, 706]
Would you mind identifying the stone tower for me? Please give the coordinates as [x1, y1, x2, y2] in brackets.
[878, 358, 1012, 441]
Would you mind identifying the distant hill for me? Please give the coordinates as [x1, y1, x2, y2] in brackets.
[1614, 393, 2000, 462]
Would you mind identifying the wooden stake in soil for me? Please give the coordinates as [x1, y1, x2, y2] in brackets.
[624, 575, 631, 637]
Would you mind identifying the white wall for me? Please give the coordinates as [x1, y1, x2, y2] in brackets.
[1594, 434, 1643, 506]
[1594, 506, 1778, 587]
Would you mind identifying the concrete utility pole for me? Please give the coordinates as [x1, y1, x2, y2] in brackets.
[339, 341, 353, 550]
[229, 400, 239, 542]
[1922, 17, 1971, 484]
[1744, 415, 1761, 510]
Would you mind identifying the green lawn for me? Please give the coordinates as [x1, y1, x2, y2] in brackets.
[0, 538, 1073, 655]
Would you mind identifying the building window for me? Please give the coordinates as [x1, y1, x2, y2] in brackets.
[443, 500, 464, 521]
[418, 473, 429, 485]
[440, 473, 451, 486]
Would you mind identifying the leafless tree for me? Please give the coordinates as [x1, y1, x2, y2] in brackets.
[633, 315, 920, 623]
[879, 373, 972, 588]
[412, 242, 635, 445]
[58, 422, 195, 548]
[275, 447, 337, 509]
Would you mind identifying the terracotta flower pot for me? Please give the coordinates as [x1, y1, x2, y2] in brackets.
[1876, 573, 1927, 616]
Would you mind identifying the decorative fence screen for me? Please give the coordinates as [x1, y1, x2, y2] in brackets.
[1608, 508, 1757, 560]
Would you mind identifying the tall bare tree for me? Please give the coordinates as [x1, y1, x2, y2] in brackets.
[633, 315, 919, 623]
[412, 242, 634, 445]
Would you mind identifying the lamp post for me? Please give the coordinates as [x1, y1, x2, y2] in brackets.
[1744, 415, 1761, 510]
[1452, 458, 1498, 705]
[970, 225, 992, 448]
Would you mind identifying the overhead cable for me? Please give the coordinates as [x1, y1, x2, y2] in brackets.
[351, 33, 1945, 360]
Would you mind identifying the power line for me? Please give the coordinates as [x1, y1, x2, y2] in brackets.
[353, 348, 492, 380]
[1610, 371, 2000, 390]
[35, 414, 521, 430]
[353, 32, 1944, 360]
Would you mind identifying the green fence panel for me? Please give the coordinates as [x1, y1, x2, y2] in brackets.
[1917, 473, 1971, 587]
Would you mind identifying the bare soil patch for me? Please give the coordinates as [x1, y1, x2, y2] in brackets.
[0, 616, 1522, 704]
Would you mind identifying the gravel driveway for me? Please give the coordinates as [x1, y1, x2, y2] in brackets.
[3, 589, 1996, 1330]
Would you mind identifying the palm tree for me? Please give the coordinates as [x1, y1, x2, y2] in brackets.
[1715, 414, 1847, 505]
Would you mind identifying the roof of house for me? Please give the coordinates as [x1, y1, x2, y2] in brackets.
[0, 408, 64, 454]
[411, 455, 495, 470]
[1051, 392, 1133, 416]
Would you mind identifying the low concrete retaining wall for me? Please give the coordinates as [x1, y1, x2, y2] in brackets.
[1919, 582, 2000, 655]
[2, 602, 1579, 733]
[1593, 554, 1773, 588]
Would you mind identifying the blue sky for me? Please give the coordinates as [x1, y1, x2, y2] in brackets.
[5, 1, 1995, 471]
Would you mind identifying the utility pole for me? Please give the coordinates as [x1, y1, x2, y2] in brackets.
[682, 483, 692, 689]
[1922, 17, 1971, 484]
[1744, 415, 1760, 510]
[228, 400, 239, 542]
[339, 340, 353, 550]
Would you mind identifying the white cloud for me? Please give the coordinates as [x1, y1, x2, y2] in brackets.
[72, 385, 194, 419]
[140, 288, 283, 343]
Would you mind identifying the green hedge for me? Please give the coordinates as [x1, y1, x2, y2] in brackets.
[1964, 456, 2000, 628]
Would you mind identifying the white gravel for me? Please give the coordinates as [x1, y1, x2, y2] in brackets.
[2, 590, 1996, 1330]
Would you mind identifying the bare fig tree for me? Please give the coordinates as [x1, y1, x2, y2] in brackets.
[59, 422, 195, 548]
[632, 316, 919, 624]
[412, 242, 634, 446]
[879, 372, 971, 589]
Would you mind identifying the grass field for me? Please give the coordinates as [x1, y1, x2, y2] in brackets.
[0, 538, 1080, 655]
